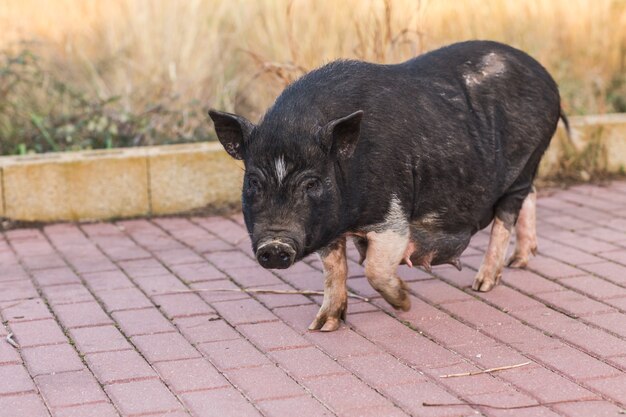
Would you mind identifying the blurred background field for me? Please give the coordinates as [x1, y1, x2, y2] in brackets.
[0, 0, 624, 156]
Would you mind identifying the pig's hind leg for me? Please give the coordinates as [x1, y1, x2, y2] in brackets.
[473, 137, 545, 292]
[472, 217, 512, 292]
[507, 187, 538, 268]
[309, 237, 348, 332]
[472, 186, 532, 291]
[364, 230, 411, 311]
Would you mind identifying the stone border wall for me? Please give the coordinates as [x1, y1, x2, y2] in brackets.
[0, 143, 243, 221]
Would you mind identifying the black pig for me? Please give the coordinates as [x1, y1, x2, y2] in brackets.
[210, 40, 567, 331]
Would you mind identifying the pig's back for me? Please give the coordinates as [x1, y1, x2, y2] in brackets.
[391, 41, 560, 229]
[350, 40, 560, 231]
[264, 41, 561, 233]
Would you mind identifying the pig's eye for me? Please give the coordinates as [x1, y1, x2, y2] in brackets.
[304, 178, 322, 195]
[247, 176, 261, 192]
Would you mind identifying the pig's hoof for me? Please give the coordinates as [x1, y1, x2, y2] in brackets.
[506, 253, 529, 269]
[308, 306, 346, 332]
[472, 272, 501, 292]
[380, 282, 411, 312]
[386, 291, 411, 311]
[320, 317, 341, 332]
[507, 244, 537, 269]
[308, 316, 341, 332]
[397, 298, 412, 312]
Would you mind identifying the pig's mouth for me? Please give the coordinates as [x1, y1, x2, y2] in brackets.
[254, 237, 299, 269]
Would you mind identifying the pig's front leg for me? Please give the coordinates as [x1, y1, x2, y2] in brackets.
[364, 230, 411, 311]
[309, 237, 348, 332]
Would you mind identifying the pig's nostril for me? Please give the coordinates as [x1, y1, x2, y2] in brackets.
[259, 253, 270, 263]
[279, 251, 290, 262]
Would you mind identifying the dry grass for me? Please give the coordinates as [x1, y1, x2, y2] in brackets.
[0, 0, 624, 154]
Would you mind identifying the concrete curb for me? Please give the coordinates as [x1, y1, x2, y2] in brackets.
[0, 114, 624, 222]
[540, 113, 626, 177]
[0, 143, 243, 222]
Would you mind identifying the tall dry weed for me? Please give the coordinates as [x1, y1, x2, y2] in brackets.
[0, 0, 624, 154]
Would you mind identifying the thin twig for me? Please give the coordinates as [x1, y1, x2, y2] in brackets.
[0, 301, 22, 311]
[5, 332, 19, 348]
[423, 397, 607, 410]
[439, 361, 531, 378]
[172, 287, 370, 302]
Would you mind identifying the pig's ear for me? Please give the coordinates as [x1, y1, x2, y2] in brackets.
[319, 110, 363, 159]
[208, 109, 255, 160]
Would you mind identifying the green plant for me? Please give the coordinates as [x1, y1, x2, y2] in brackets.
[550, 126, 610, 183]
[0, 47, 213, 155]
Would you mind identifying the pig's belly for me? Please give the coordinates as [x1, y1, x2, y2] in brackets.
[405, 226, 472, 270]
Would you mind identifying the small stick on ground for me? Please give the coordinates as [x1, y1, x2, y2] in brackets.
[423, 397, 606, 410]
[439, 361, 531, 378]
[172, 287, 370, 302]
[5, 332, 19, 349]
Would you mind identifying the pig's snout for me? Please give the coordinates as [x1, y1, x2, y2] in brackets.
[256, 240, 296, 269]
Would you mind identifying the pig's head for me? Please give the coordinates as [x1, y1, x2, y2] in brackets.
[209, 109, 363, 269]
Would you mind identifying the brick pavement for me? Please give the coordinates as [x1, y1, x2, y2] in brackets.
[1, 182, 626, 417]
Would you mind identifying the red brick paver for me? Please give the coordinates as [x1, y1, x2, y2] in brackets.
[1, 182, 626, 416]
